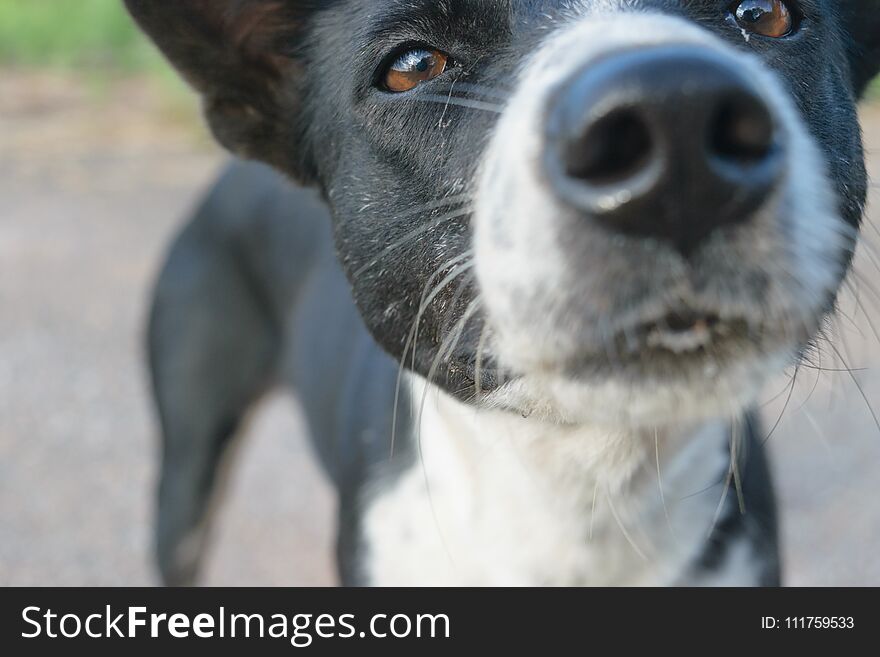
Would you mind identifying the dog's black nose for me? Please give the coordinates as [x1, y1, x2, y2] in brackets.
[545, 46, 783, 256]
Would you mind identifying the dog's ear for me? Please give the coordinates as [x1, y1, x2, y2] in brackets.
[840, 0, 880, 97]
[125, 1, 318, 178]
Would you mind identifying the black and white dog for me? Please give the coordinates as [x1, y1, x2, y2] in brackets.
[126, 0, 880, 586]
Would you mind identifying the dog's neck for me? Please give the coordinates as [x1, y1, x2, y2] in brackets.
[362, 374, 738, 586]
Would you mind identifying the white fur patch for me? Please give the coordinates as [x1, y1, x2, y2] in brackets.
[361, 375, 753, 586]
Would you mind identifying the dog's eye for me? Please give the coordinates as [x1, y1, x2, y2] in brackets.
[732, 0, 795, 38]
[383, 48, 450, 93]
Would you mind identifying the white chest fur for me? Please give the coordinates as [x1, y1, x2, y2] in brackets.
[361, 375, 745, 586]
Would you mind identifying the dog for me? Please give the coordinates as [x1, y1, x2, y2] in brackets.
[126, 0, 880, 586]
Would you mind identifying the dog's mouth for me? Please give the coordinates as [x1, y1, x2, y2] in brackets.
[621, 310, 750, 357]
[460, 307, 761, 387]
[559, 307, 760, 378]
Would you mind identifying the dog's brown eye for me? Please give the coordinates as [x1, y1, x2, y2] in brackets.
[384, 48, 450, 92]
[733, 0, 794, 38]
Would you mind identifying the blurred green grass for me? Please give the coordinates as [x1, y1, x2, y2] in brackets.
[0, 0, 200, 120]
[0, 0, 164, 71]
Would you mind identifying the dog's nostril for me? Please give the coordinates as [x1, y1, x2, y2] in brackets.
[565, 109, 653, 185]
[545, 46, 786, 256]
[709, 94, 775, 165]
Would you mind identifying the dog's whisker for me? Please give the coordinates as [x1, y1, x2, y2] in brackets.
[440, 273, 478, 388]
[842, 277, 880, 345]
[346, 193, 470, 227]
[830, 306, 861, 377]
[731, 419, 747, 516]
[855, 238, 880, 277]
[589, 479, 601, 541]
[411, 261, 475, 376]
[474, 321, 492, 403]
[437, 81, 512, 101]
[421, 298, 484, 421]
[353, 207, 472, 278]
[826, 340, 880, 437]
[605, 487, 649, 562]
[843, 273, 866, 323]
[440, 270, 475, 335]
[847, 266, 880, 310]
[862, 215, 880, 242]
[389, 272, 479, 567]
[793, 356, 824, 414]
[707, 449, 735, 540]
[835, 289, 870, 342]
[760, 367, 799, 408]
[409, 95, 504, 114]
[654, 429, 675, 539]
[797, 363, 868, 373]
[762, 365, 799, 446]
[390, 253, 474, 460]
[414, 297, 483, 569]
[417, 299, 484, 444]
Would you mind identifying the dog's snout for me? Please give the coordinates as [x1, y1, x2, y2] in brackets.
[545, 46, 783, 256]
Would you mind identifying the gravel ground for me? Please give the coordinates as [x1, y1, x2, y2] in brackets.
[0, 71, 878, 586]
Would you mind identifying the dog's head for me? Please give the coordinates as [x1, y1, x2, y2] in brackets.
[128, 0, 880, 427]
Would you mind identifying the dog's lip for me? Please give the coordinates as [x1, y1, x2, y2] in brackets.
[456, 308, 756, 384]
[637, 310, 720, 337]
[616, 308, 751, 357]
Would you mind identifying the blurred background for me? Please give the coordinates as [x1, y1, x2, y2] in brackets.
[0, 1, 879, 586]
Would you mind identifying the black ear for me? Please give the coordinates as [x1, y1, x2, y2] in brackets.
[840, 0, 880, 97]
[125, 1, 318, 178]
